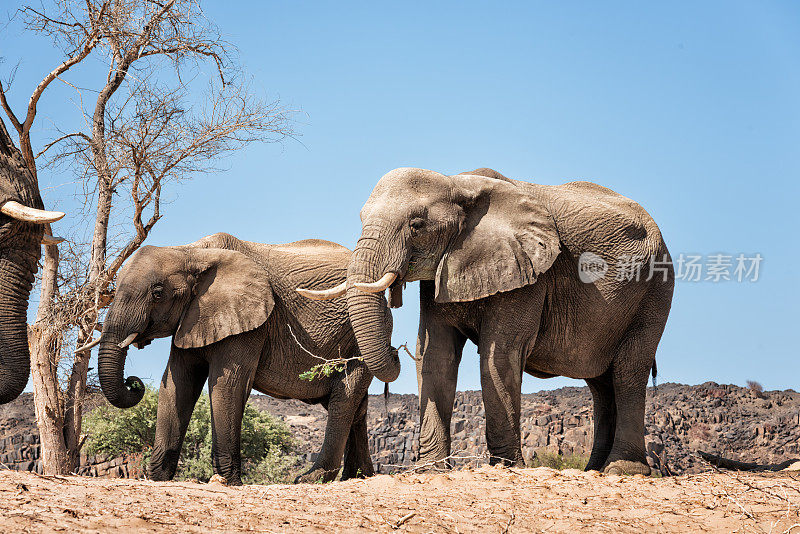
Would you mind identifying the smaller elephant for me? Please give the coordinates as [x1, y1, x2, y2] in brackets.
[92, 233, 395, 485]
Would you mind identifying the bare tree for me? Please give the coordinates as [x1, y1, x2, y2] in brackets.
[1, 0, 293, 474]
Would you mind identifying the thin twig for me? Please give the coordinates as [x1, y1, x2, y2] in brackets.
[501, 510, 516, 534]
[394, 511, 416, 528]
[396, 343, 418, 361]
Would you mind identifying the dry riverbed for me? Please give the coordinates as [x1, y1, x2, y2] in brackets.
[0, 466, 798, 532]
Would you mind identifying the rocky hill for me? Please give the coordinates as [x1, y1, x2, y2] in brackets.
[253, 381, 800, 475]
[2, 382, 798, 476]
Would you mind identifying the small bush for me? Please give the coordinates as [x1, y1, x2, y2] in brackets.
[529, 449, 588, 470]
[83, 386, 299, 484]
[746, 380, 765, 399]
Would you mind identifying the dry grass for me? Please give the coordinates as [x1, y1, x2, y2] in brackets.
[529, 449, 589, 470]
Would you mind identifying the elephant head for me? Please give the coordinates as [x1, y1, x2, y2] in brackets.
[97, 245, 273, 408]
[299, 167, 560, 383]
[0, 121, 65, 403]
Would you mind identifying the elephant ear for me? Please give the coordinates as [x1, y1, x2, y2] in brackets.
[434, 174, 561, 303]
[174, 248, 274, 349]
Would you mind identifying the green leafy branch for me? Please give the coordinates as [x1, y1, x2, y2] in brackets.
[288, 324, 417, 382]
[298, 356, 363, 381]
[287, 324, 362, 382]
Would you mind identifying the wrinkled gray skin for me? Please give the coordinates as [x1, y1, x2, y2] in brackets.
[98, 233, 394, 485]
[0, 122, 47, 403]
[341, 167, 674, 476]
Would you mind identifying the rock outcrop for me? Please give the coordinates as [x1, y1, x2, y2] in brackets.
[2, 382, 798, 477]
[258, 382, 800, 475]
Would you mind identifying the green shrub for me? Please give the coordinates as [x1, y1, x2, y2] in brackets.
[82, 385, 299, 484]
[529, 449, 589, 470]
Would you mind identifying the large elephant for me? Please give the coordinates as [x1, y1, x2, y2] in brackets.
[0, 121, 64, 403]
[301, 167, 674, 475]
[93, 232, 394, 485]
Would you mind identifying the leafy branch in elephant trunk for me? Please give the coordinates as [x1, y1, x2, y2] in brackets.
[1, 0, 295, 475]
[287, 324, 363, 381]
[82, 386, 300, 484]
[290, 324, 417, 381]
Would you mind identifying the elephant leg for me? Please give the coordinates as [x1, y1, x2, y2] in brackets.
[603, 327, 654, 476]
[207, 331, 262, 486]
[585, 366, 616, 471]
[297, 365, 371, 483]
[341, 393, 374, 480]
[416, 319, 466, 469]
[150, 346, 208, 481]
[478, 336, 526, 467]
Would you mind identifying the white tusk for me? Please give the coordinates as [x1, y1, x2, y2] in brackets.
[1, 201, 65, 223]
[353, 272, 398, 294]
[296, 281, 347, 301]
[41, 234, 65, 245]
[118, 332, 139, 349]
[74, 336, 102, 354]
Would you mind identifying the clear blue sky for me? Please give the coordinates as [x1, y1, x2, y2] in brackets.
[2, 1, 798, 395]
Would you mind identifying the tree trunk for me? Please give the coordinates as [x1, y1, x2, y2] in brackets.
[63, 323, 94, 469]
[30, 241, 72, 474]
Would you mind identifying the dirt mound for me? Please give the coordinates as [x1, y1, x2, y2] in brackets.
[0, 466, 798, 532]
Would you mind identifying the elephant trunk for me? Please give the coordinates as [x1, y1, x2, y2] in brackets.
[98, 308, 145, 409]
[0, 256, 35, 404]
[346, 227, 404, 383]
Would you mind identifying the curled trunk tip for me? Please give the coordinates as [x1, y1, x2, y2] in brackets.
[98, 337, 145, 409]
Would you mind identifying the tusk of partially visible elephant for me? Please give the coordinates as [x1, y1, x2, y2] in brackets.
[1, 201, 65, 224]
[353, 272, 397, 293]
[296, 281, 347, 301]
[75, 336, 102, 354]
[118, 332, 139, 349]
[41, 234, 65, 245]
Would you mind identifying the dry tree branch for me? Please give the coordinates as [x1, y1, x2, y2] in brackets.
[9, 0, 296, 475]
[380, 452, 495, 473]
[36, 133, 92, 159]
[0, 82, 22, 132]
[21, 3, 106, 133]
[697, 453, 799, 506]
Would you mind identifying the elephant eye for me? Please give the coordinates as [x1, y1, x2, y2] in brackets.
[410, 217, 425, 231]
[151, 285, 164, 300]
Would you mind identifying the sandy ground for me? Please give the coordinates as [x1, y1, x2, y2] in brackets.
[0, 467, 798, 533]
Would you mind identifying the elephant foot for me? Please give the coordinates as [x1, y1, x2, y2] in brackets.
[488, 455, 525, 468]
[414, 456, 455, 473]
[603, 460, 651, 476]
[341, 464, 374, 481]
[584, 454, 611, 472]
[294, 466, 339, 484]
[148, 470, 173, 482]
[488, 447, 525, 468]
